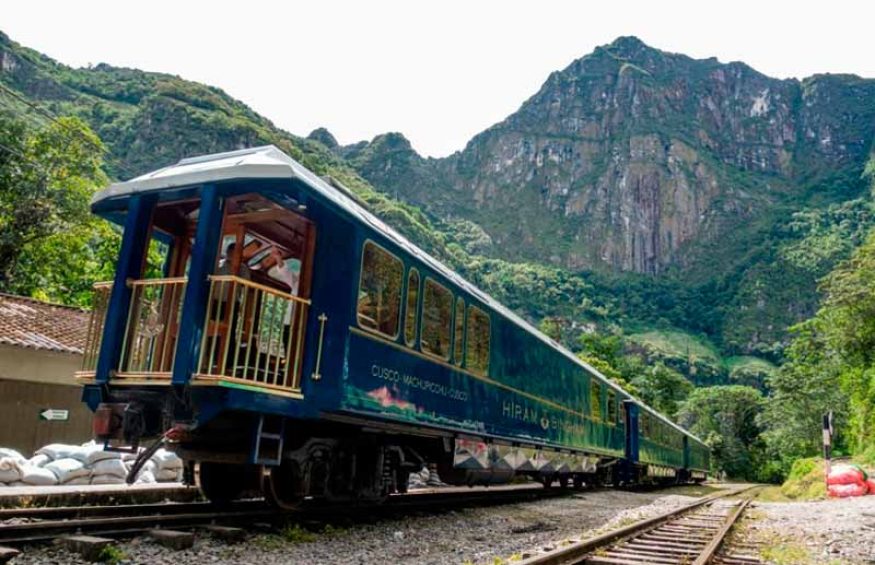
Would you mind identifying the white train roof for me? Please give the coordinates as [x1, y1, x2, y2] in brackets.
[93, 145, 704, 445]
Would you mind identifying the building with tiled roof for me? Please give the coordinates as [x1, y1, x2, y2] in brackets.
[0, 294, 89, 354]
[0, 294, 93, 453]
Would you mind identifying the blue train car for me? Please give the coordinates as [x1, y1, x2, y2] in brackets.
[79, 146, 709, 505]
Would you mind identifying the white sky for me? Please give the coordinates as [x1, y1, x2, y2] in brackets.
[4, 1, 874, 157]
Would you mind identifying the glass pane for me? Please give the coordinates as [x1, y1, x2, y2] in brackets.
[465, 306, 490, 375]
[453, 298, 464, 365]
[404, 269, 420, 346]
[590, 380, 601, 420]
[356, 241, 403, 338]
[421, 278, 453, 359]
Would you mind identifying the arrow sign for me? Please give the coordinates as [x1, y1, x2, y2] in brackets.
[39, 409, 69, 421]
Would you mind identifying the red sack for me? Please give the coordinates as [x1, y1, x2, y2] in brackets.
[828, 482, 868, 497]
[828, 464, 866, 486]
[866, 478, 875, 494]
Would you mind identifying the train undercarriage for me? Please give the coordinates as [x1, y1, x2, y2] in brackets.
[171, 416, 695, 506]
[96, 398, 701, 508]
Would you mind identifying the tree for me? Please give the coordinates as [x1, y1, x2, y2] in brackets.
[759, 320, 849, 473]
[631, 362, 693, 419]
[0, 113, 107, 295]
[677, 385, 765, 479]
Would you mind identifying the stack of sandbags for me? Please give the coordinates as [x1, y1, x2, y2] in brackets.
[827, 463, 870, 497]
[0, 448, 25, 484]
[0, 442, 186, 487]
[150, 448, 184, 482]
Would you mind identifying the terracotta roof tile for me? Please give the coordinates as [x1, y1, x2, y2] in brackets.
[0, 294, 90, 354]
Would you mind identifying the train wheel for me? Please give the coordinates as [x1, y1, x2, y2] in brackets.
[540, 474, 554, 488]
[263, 461, 305, 510]
[198, 462, 246, 505]
[558, 474, 570, 489]
[572, 474, 585, 490]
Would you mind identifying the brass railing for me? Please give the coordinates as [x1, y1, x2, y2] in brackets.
[79, 282, 113, 373]
[117, 277, 188, 377]
[196, 275, 310, 392]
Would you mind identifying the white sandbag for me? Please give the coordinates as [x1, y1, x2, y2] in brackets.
[122, 448, 146, 462]
[44, 458, 89, 483]
[7, 481, 27, 487]
[0, 448, 25, 462]
[126, 459, 156, 475]
[64, 477, 90, 486]
[155, 468, 180, 482]
[92, 459, 127, 478]
[134, 470, 156, 484]
[151, 449, 183, 470]
[20, 466, 58, 486]
[90, 474, 126, 485]
[0, 458, 22, 483]
[36, 444, 79, 461]
[84, 447, 122, 466]
[28, 454, 51, 468]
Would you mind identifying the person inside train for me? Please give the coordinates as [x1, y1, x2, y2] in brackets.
[264, 246, 300, 350]
[207, 239, 253, 373]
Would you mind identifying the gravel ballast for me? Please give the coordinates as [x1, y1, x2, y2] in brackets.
[739, 495, 875, 564]
[9, 488, 702, 565]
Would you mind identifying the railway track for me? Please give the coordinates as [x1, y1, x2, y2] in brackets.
[0, 483, 566, 545]
[518, 486, 760, 565]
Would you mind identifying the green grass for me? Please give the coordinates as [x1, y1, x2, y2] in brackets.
[725, 356, 777, 373]
[760, 542, 813, 564]
[626, 329, 722, 364]
[96, 545, 126, 564]
[778, 457, 827, 500]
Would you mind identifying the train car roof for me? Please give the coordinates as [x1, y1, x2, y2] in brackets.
[93, 145, 705, 445]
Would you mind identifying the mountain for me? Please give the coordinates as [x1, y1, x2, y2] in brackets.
[2, 30, 874, 369]
[328, 37, 875, 352]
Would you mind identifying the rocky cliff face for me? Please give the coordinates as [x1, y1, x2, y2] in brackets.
[342, 37, 875, 276]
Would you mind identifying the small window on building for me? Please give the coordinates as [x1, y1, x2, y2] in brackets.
[404, 269, 420, 346]
[607, 390, 617, 424]
[466, 305, 491, 375]
[421, 278, 453, 360]
[357, 241, 403, 338]
[590, 380, 601, 421]
[453, 297, 465, 365]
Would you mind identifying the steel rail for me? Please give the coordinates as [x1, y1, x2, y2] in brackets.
[517, 485, 758, 565]
[692, 498, 751, 565]
[0, 484, 568, 545]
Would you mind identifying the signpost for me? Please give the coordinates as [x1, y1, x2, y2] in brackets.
[823, 411, 833, 486]
[39, 409, 69, 422]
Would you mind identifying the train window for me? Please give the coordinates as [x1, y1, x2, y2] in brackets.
[590, 380, 601, 420]
[453, 297, 465, 365]
[421, 278, 453, 360]
[357, 241, 404, 339]
[607, 390, 617, 424]
[466, 305, 491, 375]
[404, 269, 420, 346]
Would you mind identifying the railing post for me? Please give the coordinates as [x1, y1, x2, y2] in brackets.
[95, 194, 156, 383]
[172, 184, 225, 385]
